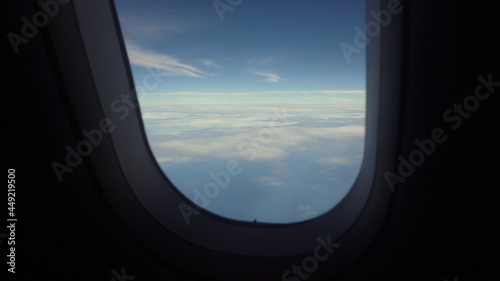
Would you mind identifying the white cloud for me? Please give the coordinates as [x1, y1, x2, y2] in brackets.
[142, 105, 365, 166]
[302, 126, 365, 139]
[125, 42, 213, 78]
[298, 205, 310, 210]
[255, 176, 284, 187]
[316, 157, 355, 166]
[156, 156, 192, 168]
[298, 208, 319, 220]
[328, 97, 360, 102]
[149, 125, 363, 162]
[199, 59, 221, 68]
[152, 132, 290, 162]
[248, 69, 282, 83]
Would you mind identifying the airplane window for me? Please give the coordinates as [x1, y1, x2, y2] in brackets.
[114, 0, 366, 223]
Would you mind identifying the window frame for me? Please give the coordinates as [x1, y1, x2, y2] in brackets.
[46, 0, 404, 277]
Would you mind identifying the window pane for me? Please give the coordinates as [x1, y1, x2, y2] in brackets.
[114, 0, 366, 223]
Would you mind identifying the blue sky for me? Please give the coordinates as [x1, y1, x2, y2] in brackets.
[114, 0, 366, 223]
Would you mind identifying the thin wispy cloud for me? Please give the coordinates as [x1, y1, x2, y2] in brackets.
[199, 59, 221, 68]
[125, 42, 213, 78]
[248, 69, 282, 83]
